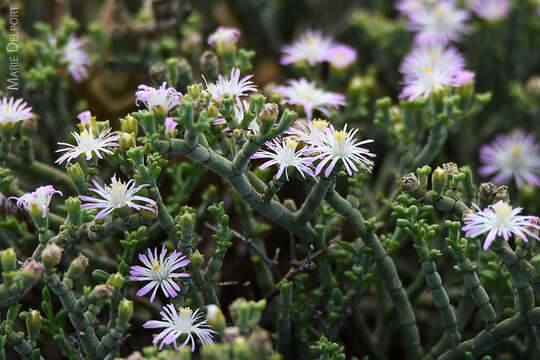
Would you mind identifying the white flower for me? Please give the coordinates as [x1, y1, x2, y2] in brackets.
[129, 246, 190, 303]
[473, 0, 510, 21]
[479, 131, 540, 188]
[204, 68, 257, 105]
[313, 125, 375, 177]
[280, 30, 335, 66]
[400, 44, 465, 77]
[462, 201, 540, 250]
[400, 63, 457, 100]
[143, 305, 215, 351]
[61, 36, 91, 82]
[327, 45, 357, 70]
[80, 175, 156, 219]
[55, 128, 119, 165]
[408, 0, 469, 45]
[275, 78, 345, 119]
[0, 96, 33, 130]
[10, 185, 62, 218]
[288, 119, 329, 147]
[251, 137, 315, 180]
[135, 82, 181, 113]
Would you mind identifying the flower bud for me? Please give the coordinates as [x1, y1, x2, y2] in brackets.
[106, 272, 125, 289]
[41, 243, 63, 268]
[67, 253, 89, 279]
[232, 128, 242, 138]
[66, 197, 82, 225]
[149, 62, 168, 86]
[208, 105, 219, 118]
[432, 167, 447, 194]
[119, 132, 137, 151]
[120, 115, 139, 134]
[26, 309, 42, 340]
[495, 185, 510, 203]
[478, 182, 498, 208]
[67, 163, 87, 194]
[206, 304, 226, 335]
[258, 103, 279, 124]
[90, 284, 114, 302]
[1, 248, 17, 272]
[22, 260, 44, 279]
[118, 299, 134, 325]
[179, 211, 195, 229]
[283, 198, 297, 212]
[190, 250, 204, 267]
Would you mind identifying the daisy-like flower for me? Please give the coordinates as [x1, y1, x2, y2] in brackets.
[462, 201, 540, 250]
[312, 125, 375, 177]
[408, 0, 469, 45]
[61, 36, 91, 83]
[400, 44, 465, 77]
[400, 62, 457, 101]
[479, 131, 540, 188]
[204, 68, 257, 105]
[136, 82, 181, 113]
[276, 78, 345, 119]
[327, 45, 357, 70]
[79, 175, 156, 219]
[396, 0, 436, 17]
[10, 185, 62, 218]
[129, 246, 190, 303]
[280, 30, 335, 66]
[207, 26, 241, 53]
[472, 0, 510, 21]
[143, 304, 215, 351]
[55, 127, 119, 165]
[0, 96, 33, 130]
[288, 118, 329, 147]
[251, 137, 315, 180]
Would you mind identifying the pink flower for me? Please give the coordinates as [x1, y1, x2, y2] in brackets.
[77, 111, 92, 125]
[275, 78, 345, 119]
[327, 45, 357, 69]
[204, 68, 257, 105]
[129, 246, 190, 303]
[136, 82, 181, 113]
[10, 185, 62, 218]
[473, 0, 510, 21]
[61, 36, 91, 83]
[479, 131, 540, 188]
[462, 201, 540, 250]
[164, 117, 178, 136]
[208, 27, 241, 53]
[0, 96, 33, 129]
[281, 30, 335, 66]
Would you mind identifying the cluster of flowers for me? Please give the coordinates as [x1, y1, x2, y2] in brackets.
[252, 121, 375, 180]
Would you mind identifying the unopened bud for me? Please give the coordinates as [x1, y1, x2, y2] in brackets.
[119, 132, 137, 151]
[1, 248, 17, 272]
[179, 211, 195, 229]
[67, 163, 85, 190]
[120, 115, 139, 134]
[206, 304, 226, 334]
[118, 299, 134, 325]
[478, 182, 498, 208]
[67, 254, 89, 279]
[26, 309, 42, 340]
[190, 250, 204, 267]
[495, 185, 510, 203]
[106, 272, 125, 289]
[258, 103, 279, 124]
[432, 167, 447, 194]
[22, 260, 44, 279]
[41, 243, 63, 268]
[232, 128, 242, 138]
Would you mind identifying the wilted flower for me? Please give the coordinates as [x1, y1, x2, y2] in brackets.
[473, 0, 510, 21]
[204, 68, 257, 105]
[0, 96, 33, 130]
[276, 78, 345, 119]
[208, 27, 241, 53]
[10, 185, 62, 218]
[479, 131, 540, 188]
[327, 45, 357, 70]
[407, 0, 469, 45]
[55, 127, 119, 165]
[251, 137, 315, 180]
[79, 175, 156, 219]
[136, 82, 181, 113]
[312, 125, 375, 177]
[462, 201, 540, 250]
[143, 305, 215, 351]
[61, 36, 91, 82]
[280, 30, 335, 66]
[129, 246, 190, 303]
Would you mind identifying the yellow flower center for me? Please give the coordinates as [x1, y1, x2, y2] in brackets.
[493, 202, 512, 217]
[335, 131, 346, 144]
[436, 7, 445, 16]
[307, 37, 317, 45]
[312, 119, 328, 131]
[285, 138, 298, 150]
[424, 67, 432, 74]
[512, 146, 522, 156]
[153, 264, 160, 271]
